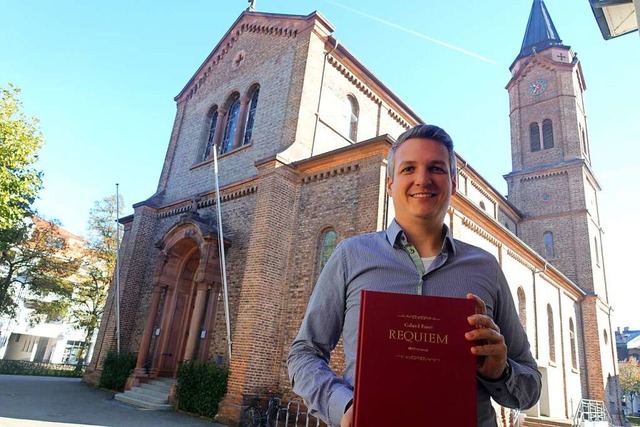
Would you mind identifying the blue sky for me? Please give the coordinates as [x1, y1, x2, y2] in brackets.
[2, 0, 638, 329]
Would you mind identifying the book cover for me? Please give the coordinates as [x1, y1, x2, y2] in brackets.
[352, 291, 477, 426]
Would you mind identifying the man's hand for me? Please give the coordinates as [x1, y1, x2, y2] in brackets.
[340, 404, 354, 427]
[465, 293, 508, 380]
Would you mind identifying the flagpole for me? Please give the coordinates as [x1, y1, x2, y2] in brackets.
[213, 148, 232, 361]
[115, 183, 121, 355]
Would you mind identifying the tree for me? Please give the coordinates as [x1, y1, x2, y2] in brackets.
[0, 84, 43, 230]
[620, 358, 640, 397]
[0, 218, 79, 318]
[68, 194, 123, 368]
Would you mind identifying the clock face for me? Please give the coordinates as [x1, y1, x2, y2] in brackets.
[528, 79, 547, 96]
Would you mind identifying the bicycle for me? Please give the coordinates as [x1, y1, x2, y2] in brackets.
[240, 395, 282, 427]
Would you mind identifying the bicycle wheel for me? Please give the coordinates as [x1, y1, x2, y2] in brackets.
[241, 406, 262, 427]
[265, 397, 281, 427]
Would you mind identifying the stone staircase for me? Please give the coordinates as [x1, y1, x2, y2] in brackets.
[114, 377, 175, 410]
[522, 416, 573, 427]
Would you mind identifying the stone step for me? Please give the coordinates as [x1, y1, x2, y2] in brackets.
[114, 392, 172, 411]
[140, 381, 173, 394]
[522, 416, 573, 427]
[131, 385, 170, 400]
[123, 388, 170, 405]
[113, 378, 175, 411]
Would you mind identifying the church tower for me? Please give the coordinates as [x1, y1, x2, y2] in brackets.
[505, 0, 606, 298]
[505, 0, 618, 403]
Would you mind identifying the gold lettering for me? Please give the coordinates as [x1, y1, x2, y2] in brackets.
[388, 329, 449, 345]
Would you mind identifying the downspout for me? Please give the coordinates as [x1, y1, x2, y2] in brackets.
[532, 268, 540, 360]
[579, 297, 591, 399]
[311, 39, 339, 156]
[558, 287, 568, 418]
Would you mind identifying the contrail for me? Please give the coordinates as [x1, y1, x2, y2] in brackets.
[323, 0, 498, 65]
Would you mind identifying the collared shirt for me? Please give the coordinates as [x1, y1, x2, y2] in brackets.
[287, 220, 541, 427]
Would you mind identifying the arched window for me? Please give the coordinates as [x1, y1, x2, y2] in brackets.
[544, 231, 555, 259]
[542, 119, 554, 149]
[203, 108, 218, 161]
[221, 94, 241, 154]
[603, 329, 609, 346]
[580, 125, 587, 153]
[346, 95, 359, 141]
[243, 86, 260, 146]
[317, 228, 337, 277]
[594, 236, 600, 266]
[517, 287, 526, 330]
[569, 318, 577, 369]
[547, 304, 555, 363]
[530, 122, 541, 152]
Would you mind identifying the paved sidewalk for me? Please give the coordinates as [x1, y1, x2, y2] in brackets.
[0, 375, 227, 426]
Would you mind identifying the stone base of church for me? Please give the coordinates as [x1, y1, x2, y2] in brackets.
[82, 366, 101, 387]
[216, 393, 244, 427]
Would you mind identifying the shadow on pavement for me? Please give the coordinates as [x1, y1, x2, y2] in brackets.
[0, 375, 227, 426]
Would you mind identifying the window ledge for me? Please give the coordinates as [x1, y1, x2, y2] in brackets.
[191, 143, 253, 170]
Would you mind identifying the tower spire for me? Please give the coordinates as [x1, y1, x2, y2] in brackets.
[514, 0, 569, 63]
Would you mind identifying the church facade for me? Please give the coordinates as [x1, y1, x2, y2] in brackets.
[85, 1, 621, 425]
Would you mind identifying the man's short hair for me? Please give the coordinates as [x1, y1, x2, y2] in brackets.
[387, 124, 456, 179]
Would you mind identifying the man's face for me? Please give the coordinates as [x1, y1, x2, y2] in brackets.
[386, 137, 456, 228]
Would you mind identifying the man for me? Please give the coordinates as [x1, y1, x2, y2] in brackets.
[287, 124, 541, 427]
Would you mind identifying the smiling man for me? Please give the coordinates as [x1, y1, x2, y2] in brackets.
[287, 124, 541, 427]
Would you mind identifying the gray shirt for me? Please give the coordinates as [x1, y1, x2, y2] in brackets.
[287, 220, 541, 427]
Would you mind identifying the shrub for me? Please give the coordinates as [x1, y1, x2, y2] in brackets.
[0, 360, 83, 377]
[99, 350, 136, 391]
[176, 360, 228, 418]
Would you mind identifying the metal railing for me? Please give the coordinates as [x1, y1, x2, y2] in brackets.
[499, 406, 522, 427]
[572, 399, 615, 426]
[241, 397, 325, 427]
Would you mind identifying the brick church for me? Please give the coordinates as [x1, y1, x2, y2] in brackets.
[85, 0, 622, 425]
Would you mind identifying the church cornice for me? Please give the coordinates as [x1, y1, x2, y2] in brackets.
[506, 159, 601, 191]
[240, 21, 299, 38]
[176, 11, 323, 102]
[519, 209, 589, 222]
[156, 180, 258, 220]
[327, 41, 421, 127]
[505, 247, 536, 271]
[387, 109, 411, 130]
[505, 158, 580, 181]
[327, 55, 383, 106]
[507, 53, 577, 91]
[292, 134, 392, 175]
[301, 163, 359, 184]
[461, 217, 503, 248]
[469, 177, 497, 205]
[519, 169, 568, 182]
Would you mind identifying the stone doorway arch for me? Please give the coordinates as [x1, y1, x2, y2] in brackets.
[128, 215, 227, 384]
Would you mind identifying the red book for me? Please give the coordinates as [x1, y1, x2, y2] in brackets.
[353, 291, 477, 426]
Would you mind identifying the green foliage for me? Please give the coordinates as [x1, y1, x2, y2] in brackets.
[0, 360, 83, 377]
[66, 194, 123, 367]
[99, 350, 137, 391]
[620, 358, 640, 396]
[176, 360, 229, 418]
[628, 415, 640, 426]
[0, 84, 43, 230]
[0, 218, 79, 317]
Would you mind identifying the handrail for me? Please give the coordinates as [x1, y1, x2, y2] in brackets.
[572, 399, 614, 426]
